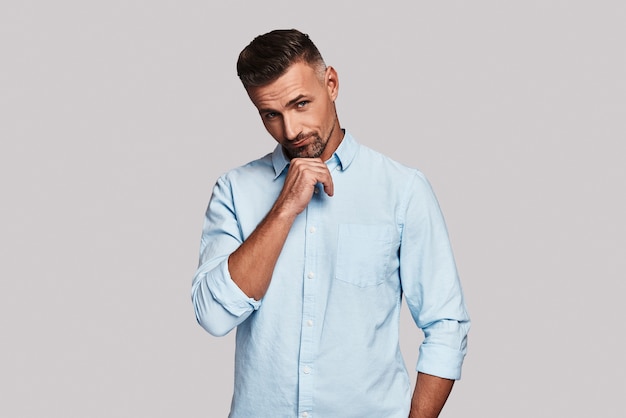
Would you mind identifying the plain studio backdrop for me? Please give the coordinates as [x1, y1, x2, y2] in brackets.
[1, 1, 624, 417]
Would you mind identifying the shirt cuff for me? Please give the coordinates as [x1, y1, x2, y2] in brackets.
[416, 343, 466, 380]
[208, 259, 261, 317]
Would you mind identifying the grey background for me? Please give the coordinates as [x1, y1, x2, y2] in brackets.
[1, 1, 624, 417]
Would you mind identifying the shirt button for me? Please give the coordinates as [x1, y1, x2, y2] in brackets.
[306, 320, 313, 327]
[309, 226, 316, 233]
[307, 272, 314, 279]
[303, 366, 311, 374]
[313, 188, 319, 194]
[302, 412, 309, 418]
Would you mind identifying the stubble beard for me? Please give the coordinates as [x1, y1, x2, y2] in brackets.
[287, 125, 335, 160]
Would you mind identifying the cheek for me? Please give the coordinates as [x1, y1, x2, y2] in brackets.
[309, 107, 329, 128]
[262, 120, 280, 136]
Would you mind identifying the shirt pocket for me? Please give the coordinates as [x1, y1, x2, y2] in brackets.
[335, 224, 394, 287]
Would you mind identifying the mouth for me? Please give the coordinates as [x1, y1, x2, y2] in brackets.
[290, 136, 312, 148]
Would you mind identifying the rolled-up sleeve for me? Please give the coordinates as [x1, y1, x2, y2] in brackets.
[191, 175, 261, 337]
[400, 172, 471, 380]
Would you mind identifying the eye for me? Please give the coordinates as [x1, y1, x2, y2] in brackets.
[296, 100, 309, 108]
[264, 112, 278, 120]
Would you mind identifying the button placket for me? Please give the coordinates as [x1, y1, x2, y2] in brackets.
[298, 163, 336, 417]
[299, 199, 318, 415]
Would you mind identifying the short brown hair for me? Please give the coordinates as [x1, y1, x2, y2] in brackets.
[237, 29, 326, 89]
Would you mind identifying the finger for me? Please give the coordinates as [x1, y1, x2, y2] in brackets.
[319, 167, 334, 197]
[321, 179, 334, 197]
[290, 158, 333, 196]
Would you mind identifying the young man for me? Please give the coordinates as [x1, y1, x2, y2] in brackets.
[192, 29, 470, 418]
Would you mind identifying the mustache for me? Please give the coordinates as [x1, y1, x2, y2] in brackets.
[289, 132, 317, 143]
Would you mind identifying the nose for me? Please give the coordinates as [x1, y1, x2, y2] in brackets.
[282, 113, 301, 142]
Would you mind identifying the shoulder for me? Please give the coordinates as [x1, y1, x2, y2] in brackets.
[353, 140, 423, 181]
[217, 152, 275, 185]
[349, 138, 436, 207]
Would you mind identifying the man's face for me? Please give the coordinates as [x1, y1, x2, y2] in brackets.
[247, 61, 342, 161]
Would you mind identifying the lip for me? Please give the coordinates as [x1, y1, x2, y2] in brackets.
[290, 137, 310, 148]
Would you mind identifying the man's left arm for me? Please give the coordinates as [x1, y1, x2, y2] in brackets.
[400, 172, 471, 417]
[409, 372, 454, 418]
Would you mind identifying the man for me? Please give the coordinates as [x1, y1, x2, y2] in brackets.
[192, 29, 470, 418]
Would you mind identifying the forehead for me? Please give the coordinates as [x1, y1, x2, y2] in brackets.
[247, 62, 324, 109]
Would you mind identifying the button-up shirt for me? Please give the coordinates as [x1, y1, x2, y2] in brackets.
[192, 131, 470, 418]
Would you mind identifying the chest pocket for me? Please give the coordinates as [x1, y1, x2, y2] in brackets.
[335, 224, 395, 287]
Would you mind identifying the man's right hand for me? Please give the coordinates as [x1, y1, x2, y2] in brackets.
[272, 158, 334, 218]
[227, 158, 334, 300]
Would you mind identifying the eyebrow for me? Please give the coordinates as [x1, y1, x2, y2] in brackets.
[286, 94, 307, 107]
[258, 94, 308, 114]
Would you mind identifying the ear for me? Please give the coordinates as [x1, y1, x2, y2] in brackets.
[325, 66, 339, 102]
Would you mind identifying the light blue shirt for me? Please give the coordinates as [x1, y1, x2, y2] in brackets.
[192, 132, 470, 418]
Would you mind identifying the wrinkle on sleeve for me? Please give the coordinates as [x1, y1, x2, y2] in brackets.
[399, 172, 471, 380]
[191, 175, 261, 337]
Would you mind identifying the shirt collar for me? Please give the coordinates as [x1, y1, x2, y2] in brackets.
[271, 130, 358, 179]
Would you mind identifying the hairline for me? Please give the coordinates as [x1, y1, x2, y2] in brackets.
[244, 58, 328, 91]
